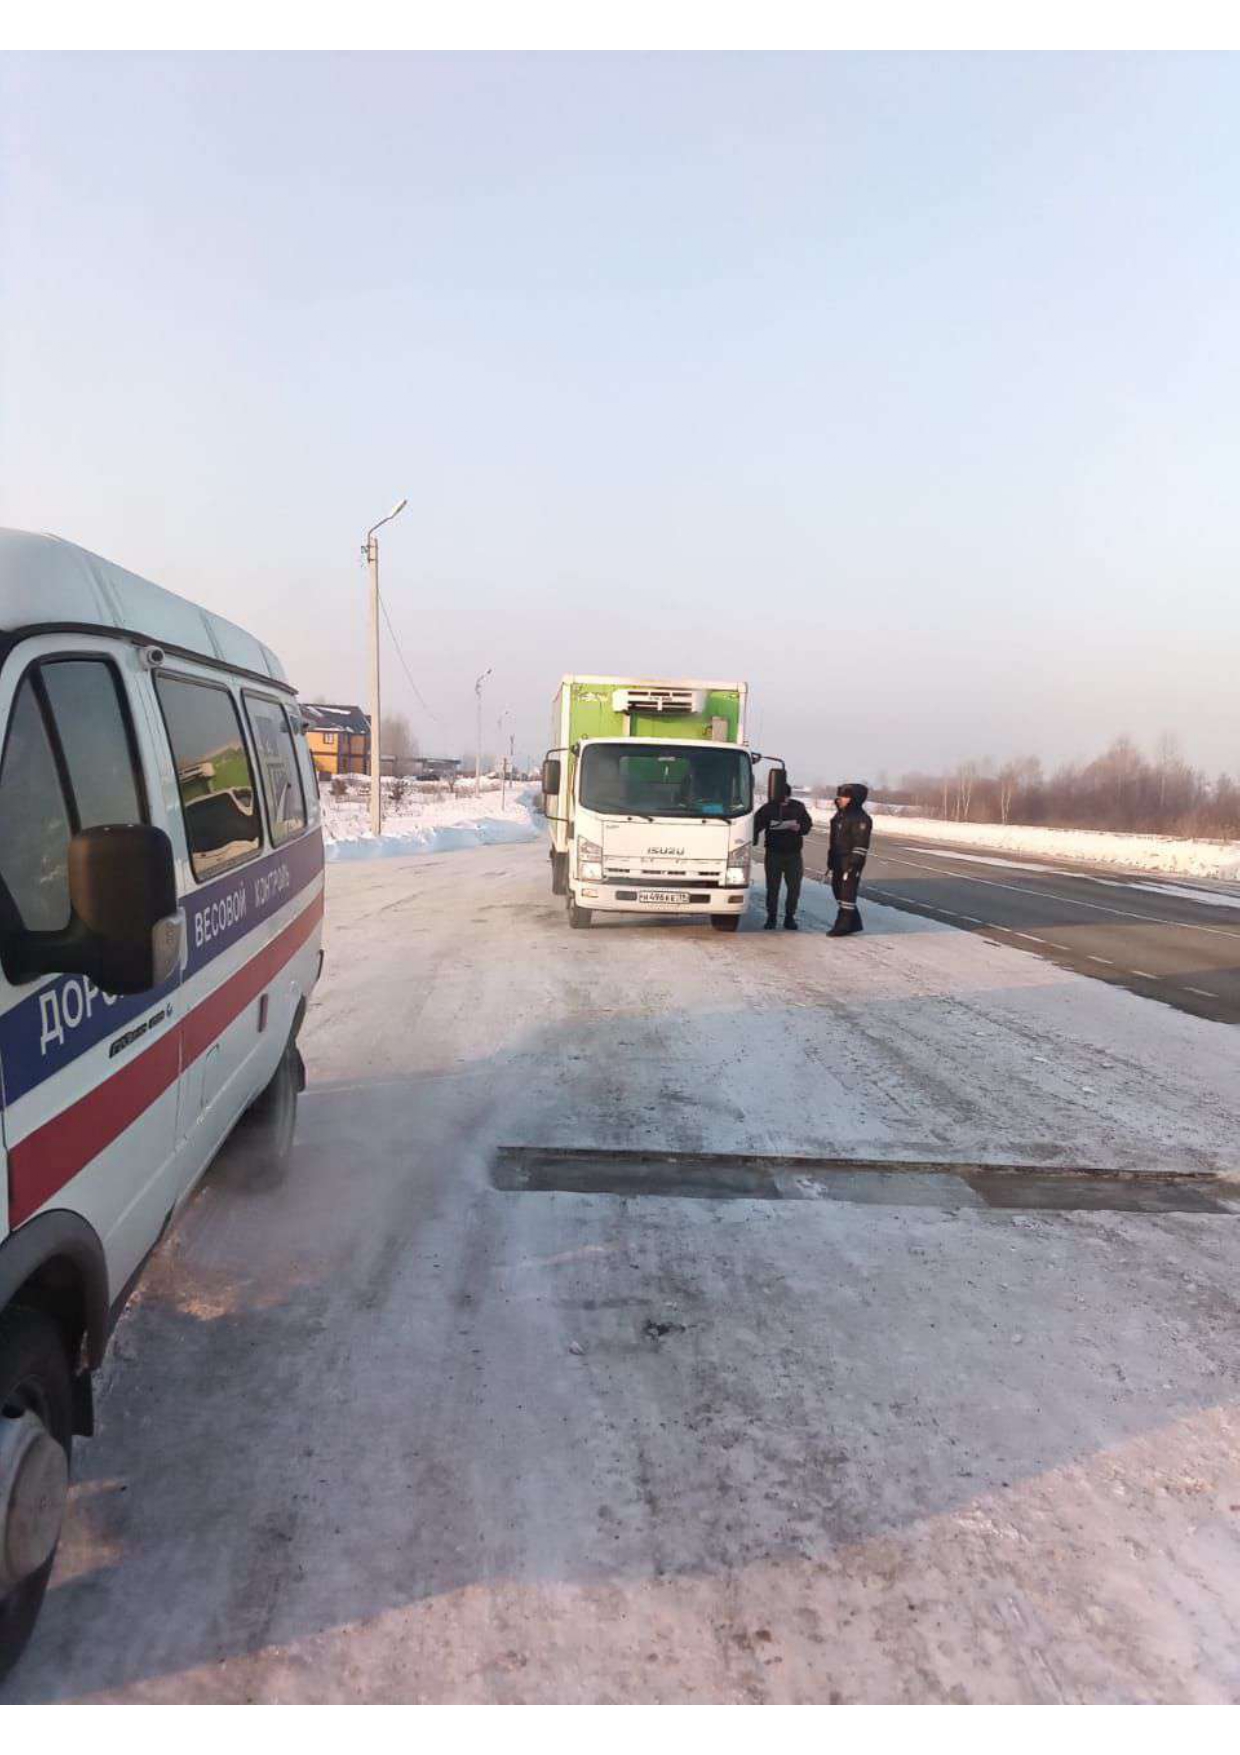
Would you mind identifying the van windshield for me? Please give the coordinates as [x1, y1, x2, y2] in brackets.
[579, 743, 752, 820]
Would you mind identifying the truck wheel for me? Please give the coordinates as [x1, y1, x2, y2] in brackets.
[551, 853, 568, 896]
[568, 899, 592, 929]
[0, 1308, 73, 1684]
[711, 915, 741, 932]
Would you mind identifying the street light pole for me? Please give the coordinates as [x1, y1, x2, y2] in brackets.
[362, 498, 408, 839]
[474, 667, 492, 798]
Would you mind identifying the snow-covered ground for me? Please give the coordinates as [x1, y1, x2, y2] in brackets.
[811, 809, 1240, 885]
[16, 842, 1240, 1704]
[320, 778, 541, 861]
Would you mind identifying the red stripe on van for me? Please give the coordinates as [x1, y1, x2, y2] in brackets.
[8, 1031, 182, 1230]
[180, 890, 324, 1069]
[7, 890, 324, 1229]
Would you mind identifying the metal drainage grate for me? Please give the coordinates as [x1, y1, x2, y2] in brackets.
[493, 1147, 1239, 1214]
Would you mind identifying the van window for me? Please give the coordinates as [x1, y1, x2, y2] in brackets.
[0, 659, 148, 938]
[155, 674, 262, 880]
[0, 677, 74, 933]
[41, 660, 145, 829]
[243, 693, 306, 846]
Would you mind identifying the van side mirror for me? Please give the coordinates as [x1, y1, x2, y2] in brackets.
[542, 757, 562, 797]
[4, 825, 181, 996]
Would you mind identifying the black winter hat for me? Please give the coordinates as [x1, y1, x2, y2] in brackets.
[837, 782, 869, 805]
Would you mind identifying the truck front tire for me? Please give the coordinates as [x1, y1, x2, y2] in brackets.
[711, 915, 741, 932]
[568, 899, 592, 929]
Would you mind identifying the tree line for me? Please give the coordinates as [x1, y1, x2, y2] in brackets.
[837, 735, 1240, 839]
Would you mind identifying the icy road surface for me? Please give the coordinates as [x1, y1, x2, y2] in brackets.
[10, 844, 1240, 1703]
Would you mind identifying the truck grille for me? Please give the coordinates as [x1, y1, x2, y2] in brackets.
[604, 858, 725, 881]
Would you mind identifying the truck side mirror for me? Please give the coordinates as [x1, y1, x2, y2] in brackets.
[542, 757, 562, 797]
[767, 767, 788, 804]
[4, 825, 181, 996]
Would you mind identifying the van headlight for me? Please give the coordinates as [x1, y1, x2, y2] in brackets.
[725, 843, 751, 886]
[578, 836, 603, 881]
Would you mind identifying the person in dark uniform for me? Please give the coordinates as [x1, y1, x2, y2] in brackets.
[753, 776, 813, 930]
[827, 782, 873, 936]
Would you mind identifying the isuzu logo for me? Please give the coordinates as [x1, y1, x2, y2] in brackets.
[649, 846, 685, 855]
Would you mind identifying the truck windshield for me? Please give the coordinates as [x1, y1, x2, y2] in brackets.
[579, 743, 752, 819]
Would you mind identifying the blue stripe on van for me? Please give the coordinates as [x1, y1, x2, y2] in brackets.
[0, 829, 323, 1113]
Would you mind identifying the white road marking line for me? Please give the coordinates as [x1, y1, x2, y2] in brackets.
[1185, 986, 1220, 998]
[1011, 932, 1045, 943]
[871, 852, 1240, 942]
[1130, 970, 1159, 980]
[958, 915, 983, 924]
[1045, 942, 1072, 951]
[1086, 955, 1114, 965]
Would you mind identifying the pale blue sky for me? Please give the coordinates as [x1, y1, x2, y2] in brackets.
[2, 52, 1237, 780]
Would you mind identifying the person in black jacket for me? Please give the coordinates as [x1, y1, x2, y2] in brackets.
[827, 782, 873, 937]
[753, 776, 814, 930]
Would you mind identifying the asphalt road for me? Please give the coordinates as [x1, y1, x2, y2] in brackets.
[808, 828, 1240, 1026]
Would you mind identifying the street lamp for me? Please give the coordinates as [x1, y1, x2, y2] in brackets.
[362, 498, 408, 838]
[474, 667, 492, 797]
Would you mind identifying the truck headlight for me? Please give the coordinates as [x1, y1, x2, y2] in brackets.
[725, 843, 751, 886]
[579, 836, 603, 881]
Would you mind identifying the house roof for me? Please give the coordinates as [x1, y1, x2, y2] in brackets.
[302, 702, 371, 735]
[0, 528, 289, 687]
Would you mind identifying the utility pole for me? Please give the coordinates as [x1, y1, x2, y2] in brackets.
[362, 498, 408, 839]
[474, 667, 492, 798]
[497, 708, 510, 809]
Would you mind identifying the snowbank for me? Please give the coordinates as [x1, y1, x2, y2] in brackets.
[822, 810, 1240, 884]
[321, 780, 542, 862]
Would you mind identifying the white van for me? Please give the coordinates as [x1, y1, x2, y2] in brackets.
[0, 530, 324, 1677]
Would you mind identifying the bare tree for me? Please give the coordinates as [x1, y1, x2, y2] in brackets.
[381, 713, 419, 760]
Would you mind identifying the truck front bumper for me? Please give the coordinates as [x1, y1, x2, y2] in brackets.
[571, 881, 748, 916]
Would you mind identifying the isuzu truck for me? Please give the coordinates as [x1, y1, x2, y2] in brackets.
[542, 676, 758, 931]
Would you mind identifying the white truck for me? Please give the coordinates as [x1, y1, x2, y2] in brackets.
[542, 675, 770, 932]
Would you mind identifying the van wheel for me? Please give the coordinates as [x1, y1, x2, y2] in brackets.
[568, 900, 592, 929]
[224, 1035, 302, 1180]
[0, 1308, 73, 1684]
[711, 915, 741, 932]
[551, 853, 568, 896]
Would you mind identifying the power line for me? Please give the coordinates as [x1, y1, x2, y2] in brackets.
[378, 587, 444, 727]
[354, 537, 445, 723]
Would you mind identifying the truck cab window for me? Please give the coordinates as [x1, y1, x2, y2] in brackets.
[156, 674, 262, 879]
[243, 693, 306, 846]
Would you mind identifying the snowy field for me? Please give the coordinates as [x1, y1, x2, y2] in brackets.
[814, 809, 1240, 885]
[320, 777, 540, 860]
[13, 838, 1240, 1705]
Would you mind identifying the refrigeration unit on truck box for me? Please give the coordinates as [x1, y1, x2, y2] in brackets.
[542, 676, 756, 932]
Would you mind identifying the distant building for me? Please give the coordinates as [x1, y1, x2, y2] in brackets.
[302, 703, 370, 777]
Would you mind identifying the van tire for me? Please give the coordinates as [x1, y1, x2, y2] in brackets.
[226, 1036, 302, 1177]
[551, 853, 568, 896]
[568, 900, 592, 929]
[0, 1307, 73, 1684]
[711, 915, 741, 932]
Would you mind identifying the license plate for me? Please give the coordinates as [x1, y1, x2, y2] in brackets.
[637, 890, 682, 906]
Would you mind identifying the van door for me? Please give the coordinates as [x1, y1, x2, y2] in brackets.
[0, 643, 181, 1297]
[147, 669, 270, 1172]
